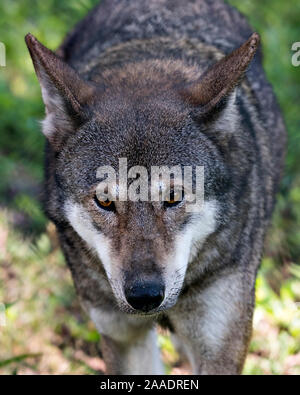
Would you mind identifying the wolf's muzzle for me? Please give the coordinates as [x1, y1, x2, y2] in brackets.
[124, 280, 165, 313]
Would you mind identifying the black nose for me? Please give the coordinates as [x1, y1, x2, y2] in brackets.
[125, 281, 165, 312]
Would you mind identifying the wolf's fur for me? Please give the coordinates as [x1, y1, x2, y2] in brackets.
[26, 0, 286, 374]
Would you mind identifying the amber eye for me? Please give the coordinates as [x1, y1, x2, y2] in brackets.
[94, 196, 116, 212]
[99, 199, 112, 207]
[164, 189, 184, 208]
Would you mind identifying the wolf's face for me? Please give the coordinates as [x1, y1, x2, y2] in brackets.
[59, 100, 222, 314]
[26, 33, 259, 314]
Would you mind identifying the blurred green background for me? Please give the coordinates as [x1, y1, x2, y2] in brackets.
[0, 0, 299, 374]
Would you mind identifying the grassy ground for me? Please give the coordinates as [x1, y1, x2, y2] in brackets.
[0, 0, 299, 375]
[0, 211, 299, 375]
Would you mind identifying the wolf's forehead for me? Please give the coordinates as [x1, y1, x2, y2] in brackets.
[58, 97, 219, 190]
[94, 94, 188, 131]
[82, 109, 193, 164]
[61, 112, 212, 173]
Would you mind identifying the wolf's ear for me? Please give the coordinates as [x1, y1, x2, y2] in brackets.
[25, 33, 95, 149]
[182, 33, 260, 118]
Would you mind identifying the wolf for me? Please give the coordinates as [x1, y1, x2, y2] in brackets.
[25, 0, 286, 375]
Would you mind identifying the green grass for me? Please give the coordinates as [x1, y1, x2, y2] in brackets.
[0, 0, 299, 375]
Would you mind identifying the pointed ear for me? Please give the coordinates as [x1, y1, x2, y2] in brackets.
[182, 33, 260, 115]
[25, 33, 95, 149]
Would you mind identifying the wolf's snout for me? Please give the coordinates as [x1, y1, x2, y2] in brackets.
[125, 281, 165, 312]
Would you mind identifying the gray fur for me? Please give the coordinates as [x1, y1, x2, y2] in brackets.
[26, 0, 286, 375]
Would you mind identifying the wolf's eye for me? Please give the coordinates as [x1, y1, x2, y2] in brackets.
[164, 189, 184, 208]
[94, 196, 116, 212]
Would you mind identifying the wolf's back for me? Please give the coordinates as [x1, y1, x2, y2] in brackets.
[60, 0, 255, 63]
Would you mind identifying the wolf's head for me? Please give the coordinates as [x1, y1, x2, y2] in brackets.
[26, 33, 259, 314]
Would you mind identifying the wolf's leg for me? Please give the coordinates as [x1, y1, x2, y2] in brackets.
[101, 329, 164, 375]
[168, 270, 255, 375]
[88, 307, 164, 375]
